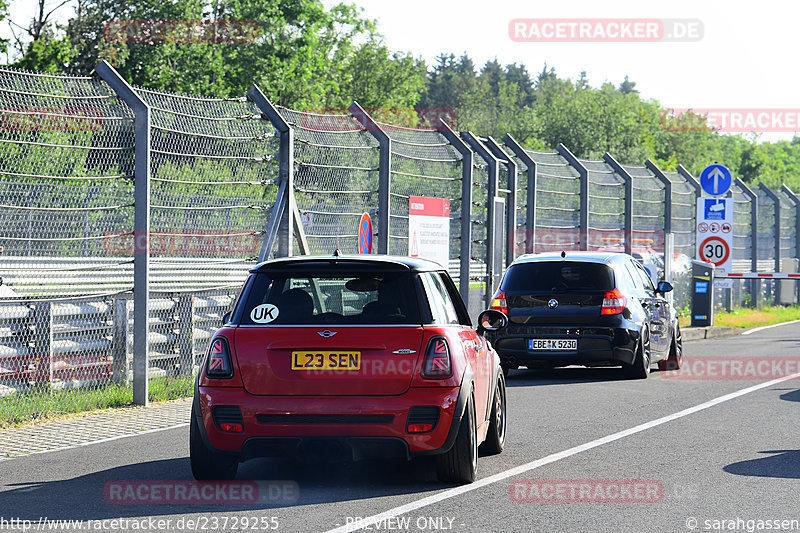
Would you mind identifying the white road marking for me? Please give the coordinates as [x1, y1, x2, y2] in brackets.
[323, 372, 800, 533]
[0, 423, 188, 462]
[741, 319, 800, 335]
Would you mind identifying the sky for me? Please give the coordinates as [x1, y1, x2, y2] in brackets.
[5, 0, 798, 140]
[325, 0, 800, 141]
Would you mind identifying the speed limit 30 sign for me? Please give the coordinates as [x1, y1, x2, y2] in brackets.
[699, 236, 730, 266]
[696, 197, 733, 274]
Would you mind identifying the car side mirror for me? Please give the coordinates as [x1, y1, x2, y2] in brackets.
[477, 309, 508, 335]
[222, 311, 232, 324]
[656, 281, 674, 294]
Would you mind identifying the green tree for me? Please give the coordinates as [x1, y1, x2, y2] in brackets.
[328, 38, 426, 110]
[0, 0, 8, 56]
[618, 75, 638, 94]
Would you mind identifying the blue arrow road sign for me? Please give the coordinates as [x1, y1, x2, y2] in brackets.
[699, 164, 732, 197]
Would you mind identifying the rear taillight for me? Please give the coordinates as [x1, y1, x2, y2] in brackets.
[601, 288, 627, 315]
[490, 290, 508, 315]
[205, 337, 234, 379]
[421, 337, 452, 379]
[212, 405, 244, 433]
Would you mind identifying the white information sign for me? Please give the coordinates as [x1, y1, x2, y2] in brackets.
[696, 197, 733, 276]
[408, 196, 450, 268]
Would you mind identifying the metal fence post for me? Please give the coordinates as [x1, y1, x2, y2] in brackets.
[96, 60, 150, 406]
[603, 153, 633, 254]
[349, 102, 391, 254]
[677, 165, 701, 253]
[177, 293, 196, 376]
[247, 85, 294, 259]
[484, 136, 517, 266]
[645, 160, 673, 237]
[759, 183, 782, 305]
[737, 179, 759, 308]
[780, 184, 800, 303]
[462, 132, 499, 306]
[780, 185, 800, 259]
[35, 301, 53, 385]
[112, 296, 132, 384]
[557, 144, 588, 250]
[437, 120, 473, 308]
[502, 134, 536, 254]
[758, 183, 782, 274]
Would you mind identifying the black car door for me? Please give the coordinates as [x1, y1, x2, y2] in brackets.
[632, 260, 670, 356]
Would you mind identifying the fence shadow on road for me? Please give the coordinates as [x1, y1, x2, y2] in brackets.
[0, 455, 458, 521]
[723, 450, 800, 479]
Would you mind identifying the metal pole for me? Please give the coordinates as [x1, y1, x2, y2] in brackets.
[759, 183, 782, 305]
[484, 136, 517, 266]
[349, 102, 391, 255]
[557, 144, 588, 250]
[462, 132, 499, 306]
[247, 85, 294, 259]
[502, 134, 536, 254]
[95, 60, 150, 406]
[437, 120, 473, 309]
[780, 185, 800, 260]
[758, 183, 782, 274]
[603, 153, 633, 254]
[737, 179, 759, 307]
[645, 160, 673, 236]
[780, 184, 800, 303]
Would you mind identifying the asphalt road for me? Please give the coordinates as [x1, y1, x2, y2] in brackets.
[1, 324, 799, 533]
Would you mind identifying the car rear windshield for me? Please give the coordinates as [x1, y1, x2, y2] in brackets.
[501, 261, 615, 292]
[239, 270, 422, 325]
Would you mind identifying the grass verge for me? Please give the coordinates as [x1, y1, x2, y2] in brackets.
[0, 376, 193, 429]
[679, 305, 800, 329]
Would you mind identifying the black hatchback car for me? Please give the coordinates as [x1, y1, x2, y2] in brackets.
[486, 251, 683, 379]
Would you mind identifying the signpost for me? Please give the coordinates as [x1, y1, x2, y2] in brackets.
[358, 213, 372, 254]
[699, 164, 732, 197]
[696, 164, 733, 278]
[408, 196, 450, 268]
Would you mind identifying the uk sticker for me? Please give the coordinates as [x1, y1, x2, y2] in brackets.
[251, 304, 279, 323]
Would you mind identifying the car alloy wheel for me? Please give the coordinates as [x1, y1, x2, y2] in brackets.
[480, 373, 507, 455]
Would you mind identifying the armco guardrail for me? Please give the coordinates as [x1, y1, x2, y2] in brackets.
[0, 288, 236, 398]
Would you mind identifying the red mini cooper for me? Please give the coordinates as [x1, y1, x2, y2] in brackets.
[190, 255, 508, 484]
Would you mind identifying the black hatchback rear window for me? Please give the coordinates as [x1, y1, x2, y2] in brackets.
[501, 261, 614, 292]
[238, 270, 422, 325]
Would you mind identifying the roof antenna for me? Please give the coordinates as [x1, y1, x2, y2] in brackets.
[333, 248, 341, 257]
[561, 250, 566, 258]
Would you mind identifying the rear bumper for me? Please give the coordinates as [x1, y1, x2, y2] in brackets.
[195, 384, 465, 461]
[490, 326, 639, 368]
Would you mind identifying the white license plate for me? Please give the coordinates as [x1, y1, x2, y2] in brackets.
[528, 339, 577, 351]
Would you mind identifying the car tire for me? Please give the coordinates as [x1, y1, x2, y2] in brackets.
[436, 392, 477, 484]
[658, 324, 683, 371]
[623, 331, 651, 379]
[479, 372, 507, 456]
[190, 404, 239, 481]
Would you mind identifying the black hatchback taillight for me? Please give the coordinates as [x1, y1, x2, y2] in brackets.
[205, 337, 234, 379]
[421, 336, 452, 379]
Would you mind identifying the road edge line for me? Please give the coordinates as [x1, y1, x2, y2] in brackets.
[742, 318, 800, 335]
[323, 372, 800, 533]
